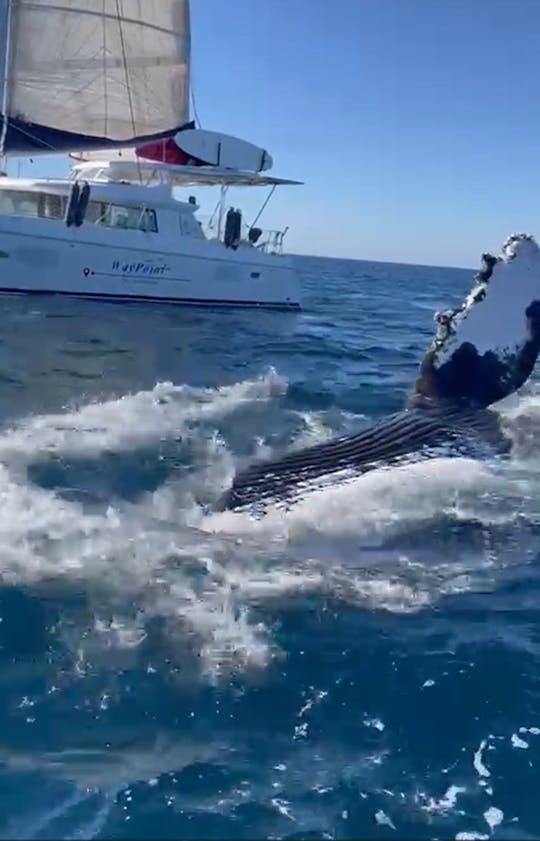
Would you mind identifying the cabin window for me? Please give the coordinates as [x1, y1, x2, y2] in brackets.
[0, 190, 158, 233]
[86, 201, 158, 232]
[39, 192, 66, 219]
[179, 212, 204, 237]
[0, 189, 66, 219]
[85, 200, 108, 225]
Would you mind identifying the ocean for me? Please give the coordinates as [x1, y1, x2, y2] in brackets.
[0, 255, 538, 840]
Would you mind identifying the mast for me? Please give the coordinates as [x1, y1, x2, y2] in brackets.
[0, 0, 13, 161]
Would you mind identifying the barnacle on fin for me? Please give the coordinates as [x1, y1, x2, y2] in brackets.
[429, 247, 501, 359]
[474, 252, 498, 284]
[433, 309, 454, 347]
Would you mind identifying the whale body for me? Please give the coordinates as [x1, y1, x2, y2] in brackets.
[221, 233, 540, 511]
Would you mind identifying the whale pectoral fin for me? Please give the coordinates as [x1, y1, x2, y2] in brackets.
[453, 408, 512, 455]
[505, 300, 540, 394]
[220, 410, 447, 511]
[410, 237, 540, 410]
[219, 234, 540, 512]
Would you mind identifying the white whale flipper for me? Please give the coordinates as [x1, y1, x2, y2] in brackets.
[434, 233, 540, 367]
[414, 233, 540, 408]
[221, 234, 540, 511]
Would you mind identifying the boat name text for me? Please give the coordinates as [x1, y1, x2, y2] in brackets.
[112, 260, 170, 276]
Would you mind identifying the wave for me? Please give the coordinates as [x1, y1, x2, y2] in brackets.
[0, 373, 537, 681]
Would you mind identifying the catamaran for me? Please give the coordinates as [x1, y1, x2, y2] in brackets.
[0, 1, 302, 310]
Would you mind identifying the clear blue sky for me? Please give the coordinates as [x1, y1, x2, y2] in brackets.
[11, 0, 540, 267]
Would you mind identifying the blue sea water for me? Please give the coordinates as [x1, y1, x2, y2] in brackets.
[0, 255, 539, 840]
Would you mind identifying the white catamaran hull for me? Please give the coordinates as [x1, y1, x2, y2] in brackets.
[0, 217, 300, 309]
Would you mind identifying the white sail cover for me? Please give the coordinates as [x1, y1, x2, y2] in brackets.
[0, 0, 190, 142]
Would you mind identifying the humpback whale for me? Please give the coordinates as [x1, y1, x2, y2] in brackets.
[220, 233, 540, 511]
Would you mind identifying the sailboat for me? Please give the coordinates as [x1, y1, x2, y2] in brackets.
[0, 0, 301, 310]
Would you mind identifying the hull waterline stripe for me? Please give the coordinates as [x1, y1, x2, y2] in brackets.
[0, 286, 300, 311]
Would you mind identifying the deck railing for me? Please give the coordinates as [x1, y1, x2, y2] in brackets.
[200, 214, 289, 255]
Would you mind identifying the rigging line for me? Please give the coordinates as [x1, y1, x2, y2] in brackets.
[5, 119, 55, 150]
[250, 184, 276, 229]
[190, 83, 202, 128]
[187, 0, 199, 127]
[115, 0, 144, 184]
[102, 0, 108, 136]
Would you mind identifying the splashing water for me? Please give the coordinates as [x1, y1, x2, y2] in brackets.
[0, 259, 539, 839]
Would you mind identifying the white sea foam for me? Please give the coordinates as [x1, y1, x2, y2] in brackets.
[0, 368, 286, 466]
[423, 785, 466, 814]
[0, 373, 537, 679]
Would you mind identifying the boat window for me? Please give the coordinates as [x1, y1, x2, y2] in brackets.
[85, 200, 108, 225]
[39, 192, 66, 219]
[0, 190, 158, 231]
[85, 201, 158, 232]
[0, 189, 66, 219]
[179, 211, 204, 237]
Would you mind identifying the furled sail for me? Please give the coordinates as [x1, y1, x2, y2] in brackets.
[0, 0, 191, 155]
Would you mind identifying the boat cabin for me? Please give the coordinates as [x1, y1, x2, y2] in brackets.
[0, 176, 203, 238]
[0, 160, 302, 255]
